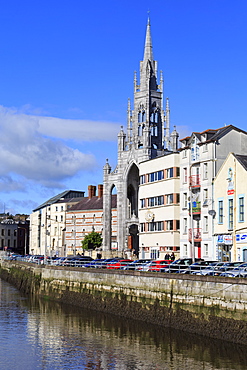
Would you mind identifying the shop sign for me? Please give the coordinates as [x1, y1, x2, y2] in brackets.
[217, 234, 232, 244]
[224, 235, 233, 244]
[236, 233, 247, 243]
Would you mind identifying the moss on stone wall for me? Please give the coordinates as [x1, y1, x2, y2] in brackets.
[1, 260, 247, 345]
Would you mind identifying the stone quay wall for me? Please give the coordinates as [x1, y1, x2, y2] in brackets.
[1, 260, 247, 345]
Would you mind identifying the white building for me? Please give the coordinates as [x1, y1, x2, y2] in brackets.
[179, 126, 247, 261]
[214, 153, 247, 262]
[139, 152, 180, 260]
[30, 190, 85, 256]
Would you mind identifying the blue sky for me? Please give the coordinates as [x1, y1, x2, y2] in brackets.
[0, 0, 247, 215]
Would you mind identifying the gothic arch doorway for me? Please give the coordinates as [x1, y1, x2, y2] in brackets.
[126, 164, 139, 219]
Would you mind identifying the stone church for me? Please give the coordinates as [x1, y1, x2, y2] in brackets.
[102, 19, 179, 256]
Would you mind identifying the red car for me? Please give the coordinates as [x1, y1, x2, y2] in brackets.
[106, 259, 133, 269]
[148, 260, 171, 272]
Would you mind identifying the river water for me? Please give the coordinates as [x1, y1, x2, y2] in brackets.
[0, 279, 247, 370]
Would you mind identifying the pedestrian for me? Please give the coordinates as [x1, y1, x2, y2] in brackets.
[171, 252, 175, 261]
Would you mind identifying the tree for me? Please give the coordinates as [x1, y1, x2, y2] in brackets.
[81, 231, 102, 250]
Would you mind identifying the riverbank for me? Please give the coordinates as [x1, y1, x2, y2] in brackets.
[1, 260, 247, 345]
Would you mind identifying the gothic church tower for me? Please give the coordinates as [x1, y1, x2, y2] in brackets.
[103, 19, 177, 255]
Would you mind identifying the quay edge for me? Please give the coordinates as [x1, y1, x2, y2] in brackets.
[1, 260, 247, 345]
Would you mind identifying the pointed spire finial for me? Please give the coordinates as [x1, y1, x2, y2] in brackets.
[143, 16, 153, 62]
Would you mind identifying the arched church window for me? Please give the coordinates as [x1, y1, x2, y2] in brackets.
[138, 112, 141, 123]
[150, 112, 154, 123]
[151, 125, 158, 136]
[152, 102, 156, 108]
[138, 125, 143, 136]
[154, 112, 159, 123]
[142, 111, 146, 122]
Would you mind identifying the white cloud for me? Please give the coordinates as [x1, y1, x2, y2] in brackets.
[0, 105, 114, 188]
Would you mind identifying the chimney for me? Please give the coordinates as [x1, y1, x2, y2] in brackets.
[98, 184, 103, 198]
[88, 185, 96, 199]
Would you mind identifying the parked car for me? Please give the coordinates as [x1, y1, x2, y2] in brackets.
[106, 259, 133, 269]
[180, 261, 218, 274]
[216, 261, 244, 274]
[62, 256, 93, 267]
[194, 262, 223, 276]
[136, 261, 154, 271]
[220, 263, 247, 277]
[147, 260, 171, 272]
[83, 259, 107, 268]
[161, 258, 203, 273]
[121, 259, 153, 270]
[99, 258, 123, 268]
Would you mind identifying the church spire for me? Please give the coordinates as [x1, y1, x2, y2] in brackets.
[143, 17, 153, 62]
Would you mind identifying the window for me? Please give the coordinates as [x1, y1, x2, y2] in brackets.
[140, 223, 145, 232]
[166, 194, 173, 205]
[182, 149, 187, 158]
[61, 215, 63, 222]
[157, 221, 164, 231]
[55, 227, 57, 235]
[203, 143, 208, 152]
[184, 244, 188, 255]
[228, 198, 233, 230]
[140, 175, 146, 184]
[183, 218, 187, 234]
[140, 199, 145, 208]
[176, 220, 180, 230]
[55, 206, 58, 211]
[204, 244, 209, 256]
[1, 229, 4, 236]
[203, 163, 208, 179]
[183, 168, 187, 183]
[55, 216, 58, 222]
[183, 193, 188, 209]
[218, 200, 223, 224]
[61, 206, 64, 211]
[203, 188, 208, 202]
[167, 168, 174, 178]
[239, 197, 244, 222]
[148, 222, 156, 231]
[138, 125, 143, 136]
[166, 220, 173, 231]
[147, 196, 164, 207]
[149, 171, 164, 182]
[8, 229, 10, 236]
[204, 216, 208, 232]
[151, 125, 158, 136]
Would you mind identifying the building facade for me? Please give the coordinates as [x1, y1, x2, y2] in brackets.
[214, 153, 247, 262]
[0, 219, 29, 255]
[179, 126, 247, 261]
[66, 185, 117, 256]
[103, 19, 178, 256]
[139, 152, 180, 260]
[30, 190, 85, 256]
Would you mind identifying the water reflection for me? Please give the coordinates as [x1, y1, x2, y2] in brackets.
[0, 278, 246, 370]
